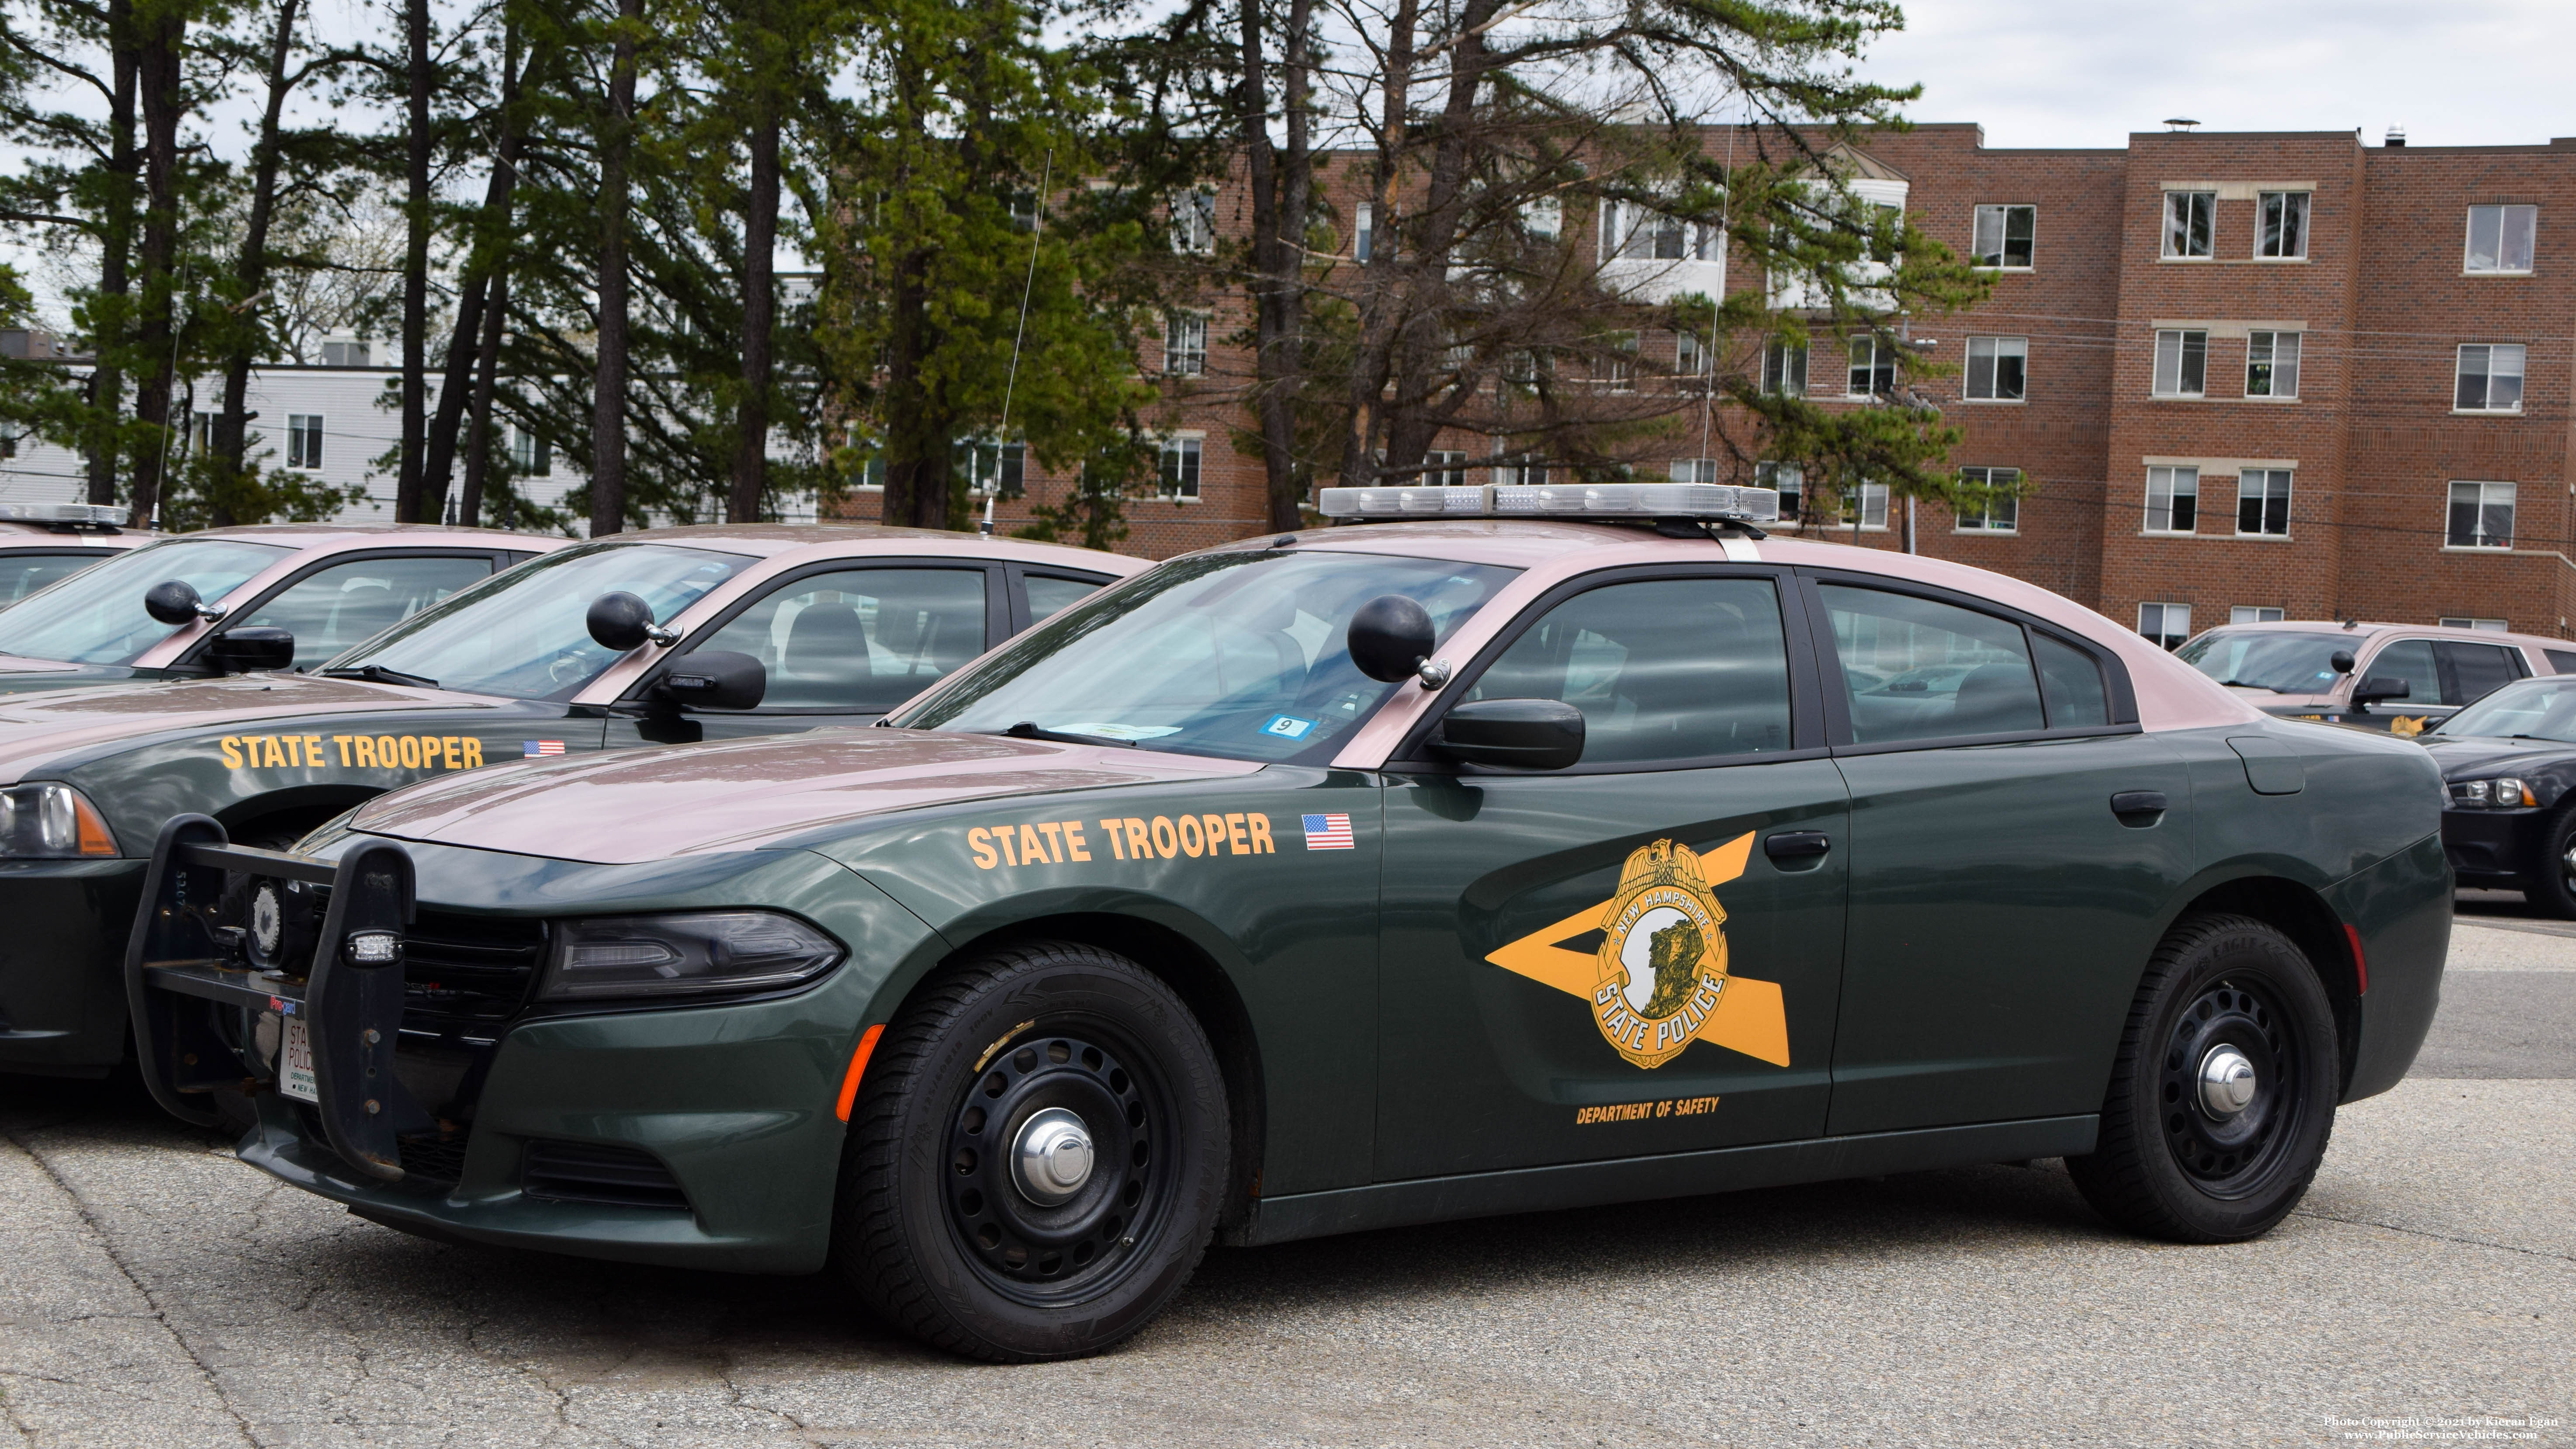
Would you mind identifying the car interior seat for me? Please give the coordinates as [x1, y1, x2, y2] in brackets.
[1947, 659, 2046, 735]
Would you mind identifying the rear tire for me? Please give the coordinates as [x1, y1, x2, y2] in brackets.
[2519, 804, 2576, 920]
[831, 941, 1228, 1362]
[2067, 913, 2337, 1243]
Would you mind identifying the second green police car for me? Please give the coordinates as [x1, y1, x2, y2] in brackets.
[126, 484, 2451, 1362]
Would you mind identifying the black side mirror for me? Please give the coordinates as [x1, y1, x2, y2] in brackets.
[1348, 594, 1437, 684]
[654, 650, 765, 711]
[145, 579, 207, 626]
[1434, 698, 1586, 770]
[587, 591, 661, 652]
[2352, 675, 2411, 707]
[207, 626, 295, 674]
[2329, 650, 2355, 675]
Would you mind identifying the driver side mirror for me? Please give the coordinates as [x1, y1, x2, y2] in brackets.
[2329, 650, 2355, 675]
[653, 650, 765, 711]
[587, 591, 673, 652]
[1348, 594, 1437, 684]
[2352, 675, 2411, 707]
[145, 579, 220, 626]
[1434, 698, 1586, 771]
[207, 626, 295, 674]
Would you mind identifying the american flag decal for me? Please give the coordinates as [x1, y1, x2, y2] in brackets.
[523, 740, 565, 757]
[1301, 813, 1355, 850]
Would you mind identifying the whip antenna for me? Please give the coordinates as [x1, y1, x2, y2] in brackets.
[987, 149, 1052, 536]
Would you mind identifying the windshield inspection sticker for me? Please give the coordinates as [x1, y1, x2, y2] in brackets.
[1260, 714, 1315, 740]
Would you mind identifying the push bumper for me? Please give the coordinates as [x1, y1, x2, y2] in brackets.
[2438, 807, 2552, 886]
[0, 856, 149, 1073]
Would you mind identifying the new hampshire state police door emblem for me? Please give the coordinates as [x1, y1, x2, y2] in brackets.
[1593, 839, 1729, 1068]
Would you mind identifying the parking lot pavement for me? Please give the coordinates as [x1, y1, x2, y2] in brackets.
[3, 923, 2569, 1449]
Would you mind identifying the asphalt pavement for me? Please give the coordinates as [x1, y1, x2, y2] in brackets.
[3, 912, 2569, 1448]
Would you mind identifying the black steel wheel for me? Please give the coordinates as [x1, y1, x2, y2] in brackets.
[832, 940, 1227, 1362]
[2521, 803, 2576, 919]
[2068, 913, 2338, 1242]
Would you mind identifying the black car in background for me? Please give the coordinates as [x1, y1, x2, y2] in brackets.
[2423, 675, 2576, 914]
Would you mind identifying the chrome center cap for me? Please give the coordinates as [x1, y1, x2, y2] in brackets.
[2199, 1046, 2259, 1118]
[1011, 1107, 1095, 1206]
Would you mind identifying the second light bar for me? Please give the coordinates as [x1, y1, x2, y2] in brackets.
[1317, 483, 1780, 523]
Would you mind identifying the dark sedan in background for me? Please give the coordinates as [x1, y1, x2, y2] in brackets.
[2423, 676, 2576, 914]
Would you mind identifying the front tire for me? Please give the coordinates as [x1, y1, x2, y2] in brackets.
[2067, 914, 2337, 1242]
[831, 940, 1228, 1362]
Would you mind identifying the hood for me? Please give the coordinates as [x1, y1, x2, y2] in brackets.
[348, 729, 1264, 864]
[0, 672, 480, 783]
[2418, 734, 2576, 775]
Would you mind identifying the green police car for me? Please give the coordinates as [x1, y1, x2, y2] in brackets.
[0, 525, 1134, 1078]
[128, 484, 2451, 1362]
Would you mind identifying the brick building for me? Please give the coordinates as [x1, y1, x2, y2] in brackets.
[834, 123, 2576, 646]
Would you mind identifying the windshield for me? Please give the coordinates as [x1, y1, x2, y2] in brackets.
[2176, 630, 2351, 694]
[2432, 677, 2576, 742]
[0, 537, 290, 665]
[900, 549, 1517, 763]
[326, 541, 751, 700]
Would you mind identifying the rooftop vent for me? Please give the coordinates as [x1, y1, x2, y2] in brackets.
[2386, 125, 2407, 148]
[2163, 118, 2199, 132]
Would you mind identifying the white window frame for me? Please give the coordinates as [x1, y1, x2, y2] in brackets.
[1676, 329, 1707, 379]
[1953, 465, 2020, 534]
[2245, 331, 2301, 400]
[2145, 465, 2199, 534]
[1970, 204, 2035, 270]
[1762, 340, 1807, 397]
[1354, 202, 1376, 262]
[2464, 205, 2537, 275]
[1156, 435, 1203, 499]
[2446, 480, 2516, 549]
[509, 426, 551, 477]
[2162, 191, 2214, 259]
[2153, 329, 2207, 398]
[286, 414, 325, 471]
[1424, 450, 1469, 488]
[1755, 461, 1803, 521]
[2139, 602, 2192, 650]
[1600, 200, 1719, 263]
[1849, 480, 1889, 530]
[1668, 458, 1720, 485]
[2455, 343, 2526, 413]
[2231, 606, 2286, 624]
[1171, 191, 1216, 255]
[2236, 468, 2293, 538]
[1163, 311, 1208, 377]
[2439, 617, 2510, 631]
[1845, 335, 1891, 399]
[1964, 335, 2027, 402]
[2255, 191, 2309, 260]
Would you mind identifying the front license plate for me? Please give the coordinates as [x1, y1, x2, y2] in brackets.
[280, 1015, 319, 1104]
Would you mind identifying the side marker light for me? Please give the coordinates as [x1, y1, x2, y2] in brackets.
[835, 1023, 886, 1122]
[2343, 923, 2368, 996]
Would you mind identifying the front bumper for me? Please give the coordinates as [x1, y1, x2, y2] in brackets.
[2439, 806, 2553, 885]
[0, 856, 148, 1072]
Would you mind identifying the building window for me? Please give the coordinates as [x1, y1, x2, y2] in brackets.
[2237, 469, 2292, 537]
[320, 340, 370, 367]
[1520, 197, 1561, 244]
[1669, 458, 1718, 484]
[2139, 602, 2192, 650]
[1846, 336, 1892, 399]
[2231, 606, 2286, 624]
[2153, 329, 2207, 397]
[961, 440, 1025, 496]
[1164, 312, 1208, 377]
[1970, 204, 2035, 269]
[1157, 437, 1201, 498]
[2440, 617, 2510, 631]
[1593, 335, 1637, 392]
[0, 422, 17, 459]
[2455, 343, 2525, 412]
[1953, 466, 2020, 532]
[1762, 340, 1807, 396]
[1601, 201, 1718, 262]
[286, 414, 325, 470]
[1171, 191, 1216, 255]
[1676, 330, 1706, 378]
[2162, 191, 2214, 259]
[2465, 205, 2537, 274]
[509, 426, 550, 477]
[1425, 450, 1468, 487]
[1755, 461, 1802, 519]
[1965, 336, 2027, 401]
[1847, 480, 1888, 529]
[1354, 202, 1376, 262]
[2146, 465, 2199, 533]
[1493, 444, 1548, 487]
[2447, 480, 2515, 548]
[2255, 191, 2309, 259]
[2246, 331, 2301, 399]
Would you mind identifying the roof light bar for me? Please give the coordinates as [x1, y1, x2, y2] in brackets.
[0, 502, 132, 527]
[1317, 483, 1778, 524]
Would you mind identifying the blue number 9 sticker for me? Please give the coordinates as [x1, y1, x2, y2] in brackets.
[1261, 714, 1316, 740]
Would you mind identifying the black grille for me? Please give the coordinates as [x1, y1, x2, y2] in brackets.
[402, 912, 547, 1035]
[522, 1140, 691, 1211]
[397, 1132, 471, 1185]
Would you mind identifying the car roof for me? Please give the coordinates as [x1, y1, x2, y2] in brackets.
[594, 523, 1149, 574]
[1232, 520, 2265, 757]
[2192, 619, 2570, 650]
[181, 522, 570, 552]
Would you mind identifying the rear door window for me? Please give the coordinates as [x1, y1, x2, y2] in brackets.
[2438, 641, 2527, 704]
[1819, 584, 2045, 743]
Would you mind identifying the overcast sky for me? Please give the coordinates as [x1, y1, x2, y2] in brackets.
[1864, 0, 2576, 150]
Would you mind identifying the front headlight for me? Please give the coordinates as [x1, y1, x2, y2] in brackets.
[0, 783, 118, 858]
[2452, 777, 2538, 809]
[2493, 777, 2536, 807]
[536, 910, 844, 1002]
